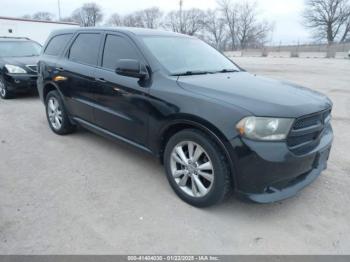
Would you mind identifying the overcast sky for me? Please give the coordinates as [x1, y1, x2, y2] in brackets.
[0, 0, 311, 44]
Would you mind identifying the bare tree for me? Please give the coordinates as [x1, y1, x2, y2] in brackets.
[138, 7, 163, 28]
[203, 9, 228, 50]
[340, 13, 350, 41]
[236, 2, 273, 49]
[304, 0, 350, 43]
[107, 8, 162, 28]
[249, 20, 274, 47]
[21, 15, 32, 20]
[182, 9, 205, 35]
[165, 8, 204, 35]
[60, 16, 78, 23]
[217, 0, 238, 50]
[72, 2, 103, 27]
[107, 13, 123, 27]
[218, 0, 273, 49]
[164, 11, 181, 32]
[123, 13, 144, 27]
[22, 12, 55, 21]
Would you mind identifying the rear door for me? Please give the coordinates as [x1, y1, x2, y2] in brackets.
[59, 32, 102, 123]
[39, 33, 73, 99]
[92, 33, 150, 146]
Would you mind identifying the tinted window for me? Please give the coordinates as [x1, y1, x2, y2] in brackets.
[102, 35, 139, 70]
[69, 33, 101, 66]
[44, 34, 72, 56]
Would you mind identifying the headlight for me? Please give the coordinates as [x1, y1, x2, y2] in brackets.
[236, 117, 294, 141]
[5, 64, 27, 74]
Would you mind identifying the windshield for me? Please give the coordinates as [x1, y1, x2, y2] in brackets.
[142, 36, 240, 75]
[0, 41, 42, 57]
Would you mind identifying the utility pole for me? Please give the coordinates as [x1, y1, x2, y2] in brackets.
[179, 0, 183, 33]
[57, 0, 62, 21]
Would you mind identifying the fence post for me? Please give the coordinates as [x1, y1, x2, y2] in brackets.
[326, 43, 335, 58]
[296, 41, 300, 57]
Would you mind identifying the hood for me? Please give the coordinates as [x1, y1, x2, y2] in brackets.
[177, 72, 332, 118]
[1, 56, 39, 72]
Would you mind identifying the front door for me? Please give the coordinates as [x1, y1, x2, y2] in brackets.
[92, 34, 150, 146]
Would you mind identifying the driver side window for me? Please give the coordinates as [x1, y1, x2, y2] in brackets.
[102, 35, 139, 70]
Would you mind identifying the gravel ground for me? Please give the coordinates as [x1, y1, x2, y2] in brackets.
[0, 57, 349, 255]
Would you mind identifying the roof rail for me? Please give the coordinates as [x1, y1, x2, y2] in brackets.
[0, 36, 31, 40]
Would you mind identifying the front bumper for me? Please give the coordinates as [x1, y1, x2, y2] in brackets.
[231, 125, 333, 203]
[4, 73, 37, 92]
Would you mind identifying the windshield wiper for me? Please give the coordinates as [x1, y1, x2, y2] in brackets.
[214, 69, 240, 73]
[171, 70, 212, 76]
[171, 69, 240, 76]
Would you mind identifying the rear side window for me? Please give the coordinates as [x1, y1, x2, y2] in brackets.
[44, 34, 72, 56]
[102, 35, 139, 70]
[69, 33, 101, 66]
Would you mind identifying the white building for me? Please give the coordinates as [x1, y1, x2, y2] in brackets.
[0, 16, 79, 45]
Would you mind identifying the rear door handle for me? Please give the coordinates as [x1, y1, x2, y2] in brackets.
[96, 77, 107, 83]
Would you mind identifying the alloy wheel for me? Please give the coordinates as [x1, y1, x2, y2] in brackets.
[170, 141, 214, 198]
[47, 97, 63, 130]
[0, 78, 6, 97]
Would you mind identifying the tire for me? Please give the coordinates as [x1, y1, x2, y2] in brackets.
[164, 129, 232, 207]
[0, 76, 13, 99]
[45, 90, 75, 135]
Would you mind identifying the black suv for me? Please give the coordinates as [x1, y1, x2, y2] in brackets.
[0, 37, 41, 99]
[37, 28, 333, 207]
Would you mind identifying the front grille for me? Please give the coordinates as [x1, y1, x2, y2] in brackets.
[287, 108, 331, 155]
[26, 65, 38, 73]
[293, 114, 321, 129]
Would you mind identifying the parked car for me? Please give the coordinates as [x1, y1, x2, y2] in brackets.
[0, 37, 41, 99]
[37, 28, 333, 207]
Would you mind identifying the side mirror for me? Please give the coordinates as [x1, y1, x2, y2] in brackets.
[115, 59, 148, 79]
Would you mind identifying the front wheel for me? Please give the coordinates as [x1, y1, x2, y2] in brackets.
[164, 129, 232, 207]
[0, 76, 13, 99]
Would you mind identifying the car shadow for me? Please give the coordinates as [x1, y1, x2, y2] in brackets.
[10, 91, 39, 100]
[71, 125, 303, 219]
[72, 125, 162, 172]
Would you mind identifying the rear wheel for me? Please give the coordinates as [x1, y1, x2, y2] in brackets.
[45, 90, 75, 135]
[0, 76, 13, 99]
[164, 129, 232, 207]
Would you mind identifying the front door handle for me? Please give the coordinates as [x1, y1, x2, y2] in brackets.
[56, 67, 64, 72]
[96, 77, 107, 83]
[113, 87, 128, 95]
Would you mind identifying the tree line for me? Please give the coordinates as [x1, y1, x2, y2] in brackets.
[22, 0, 350, 50]
[22, 0, 274, 51]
